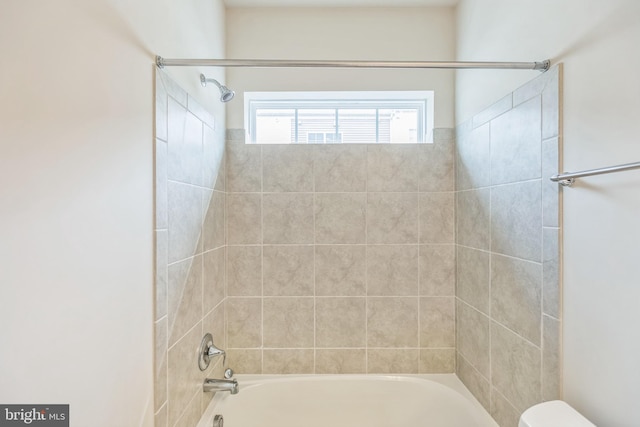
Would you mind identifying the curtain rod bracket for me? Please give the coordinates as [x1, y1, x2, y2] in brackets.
[156, 56, 165, 69]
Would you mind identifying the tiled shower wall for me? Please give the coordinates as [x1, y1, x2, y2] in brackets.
[455, 66, 562, 427]
[224, 129, 457, 374]
[154, 70, 227, 427]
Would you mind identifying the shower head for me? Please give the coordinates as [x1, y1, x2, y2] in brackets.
[200, 74, 235, 103]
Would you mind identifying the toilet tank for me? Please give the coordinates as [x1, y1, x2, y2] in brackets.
[519, 401, 596, 427]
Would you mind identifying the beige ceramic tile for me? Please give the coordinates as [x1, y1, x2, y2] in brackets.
[543, 227, 560, 319]
[158, 69, 187, 106]
[173, 393, 202, 427]
[315, 349, 366, 374]
[167, 182, 203, 263]
[263, 349, 314, 374]
[543, 315, 561, 401]
[167, 100, 203, 186]
[419, 193, 454, 244]
[491, 254, 542, 345]
[167, 323, 202, 426]
[203, 303, 225, 354]
[314, 145, 367, 192]
[203, 125, 224, 191]
[419, 245, 455, 296]
[542, 137, 560, 227]
[419, 349, 455, 373]
[456, 246, 490, 314]
[203, 248, 225, 314]
[491, 388, 522, 427]
[227, 349, 262, 374]
[542, 66, 561, 140]
[263, 193, 314, 244]
[472, 93, 512, 128]
[367, 245, 419, 296]
[155, 139, 168, 229]
[263, 245, 314, 296]
[367, 144, 419, 192]
[263, 145, 313, 192]
[263, 297, 314, 348]
[491, 322, 542, 412]
[456, 122, 490, 191]
[226, 129, 245, 141]
[420, 297, 455, 347]
[226, 298, 262, 348]
[203, 190, 225, 251]
[226, 193, 261, 245]
[419, 138, 454, 192]
[367, 349, 419, 374]
[367, 193, 419, 244]
[456, 189, 490, 251]
[154, 404, 167, 427]
[168, 256, 202, 346]
[367, 297, 419, 348]
[315, 193, 366, 244]
[187, 94, 215, 129]
[315, 297, 366, 348]
[456, 352, 490, 412]
[456, 300, 490, 378]
[226, 140, 261, 192]
[156, 230, 168, 320]
[315, 245, 366, 296]
[155, 70, 168, 142]
[154, 318, 167, 411]
[227, 246, 262, 297]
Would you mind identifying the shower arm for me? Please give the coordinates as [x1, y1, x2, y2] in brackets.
[156, 56, 551, 72]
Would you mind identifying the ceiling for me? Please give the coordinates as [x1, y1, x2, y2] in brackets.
[224, 0, 458, 7]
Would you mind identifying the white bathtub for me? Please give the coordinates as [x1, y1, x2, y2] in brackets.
[197, 374, 498, 427]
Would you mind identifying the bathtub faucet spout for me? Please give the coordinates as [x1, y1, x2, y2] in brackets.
[203, 378, 239, 395]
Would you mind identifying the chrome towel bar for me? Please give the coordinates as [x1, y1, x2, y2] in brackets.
[551, 161, 640, 187]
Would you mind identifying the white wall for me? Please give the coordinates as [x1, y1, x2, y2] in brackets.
[226, 7, 455, 129]
[456, 1, 640, 425]
[0, 1, 225, 426]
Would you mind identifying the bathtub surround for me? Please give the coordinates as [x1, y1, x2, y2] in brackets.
[455, 66, 562, 426]
[155, 70, 227, 427]
[225, 129, 456, 375]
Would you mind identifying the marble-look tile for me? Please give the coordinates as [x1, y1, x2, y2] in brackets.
[167, 323, 202, 426]
[263, 297, 314, 348]
[456, 122, 490, 191]
[419, 138, 454, 192]
[542, 66, 561, 140]
[543, 227, 560, 318]
[167, 182, 202, 263]
[203, 248, 225, 314]
[226, 140, 261, 192]
[367, 144, 419, 192]
[543, 315, 561, 401]
[367, 349, 419, 374]
[314, 145, 367, 192]
[203, 190, 225, 251]
[168, 256, 202, 346]
[155, 139, 168, 229]
[457, 300, 490, 378]
[154, 404, 167, 427]
[226, 298, 262, 348]
[419, 349, 455, 373]
[367, 193, 419, 244]
[419, 245, 455, 296]
[173, 392, 202, 427]
[457, 352, 490, 412]
[227, 246, 262, 297]
[203, 125, 224, 191]
[513, 68, 551, 106]
[491, 254, 542, 345]
[456, 189, 490, 251]
[367, 297, 419, 348]
[315, 349, 366, 374]
[263, 349, 314, 374]
[226, 193, 261, 245]
[491, 322, 542, 412]
[167, 100, 203, 186]
[263, 245, 314, 296]
[154, 318, 167, 411]
[158, 69, 187, 107]
[315, 193, 366, 244]
[419, 193, 454, 244]
[187, 94, 215, 129]
[491, 181, 542, 262]
[203, 303, 225, 353]
[226, 349, 262, 374]
[542, 137, 560, 227]
[226, 129, 245, 141]
[367, 245, 419, 296]
[420, 297, 455, 347]
[155, 230, 168, 320]
[472, 93, 512, 129]
[263, 145, 313, 192]
[263, 193, 314, 244]
[490, 96, 542, 185]
[316, 297, 366, 348]
[456, 246, 490, 314]
[155, 71, 168, 142]
[315, 245, 366, 296]
[491, 388, 522, 427]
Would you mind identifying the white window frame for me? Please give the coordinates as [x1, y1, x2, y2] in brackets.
[244, 91, 434, 144]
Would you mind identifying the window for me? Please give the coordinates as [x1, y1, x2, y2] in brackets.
[244, 91, 434, 144]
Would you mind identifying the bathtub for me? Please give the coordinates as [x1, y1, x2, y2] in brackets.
[196, 374, 498, 427]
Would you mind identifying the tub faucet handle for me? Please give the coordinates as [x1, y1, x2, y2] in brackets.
[198, 333, 226, 371]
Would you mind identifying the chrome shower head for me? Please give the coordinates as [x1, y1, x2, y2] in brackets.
[200, 74, 235, 103]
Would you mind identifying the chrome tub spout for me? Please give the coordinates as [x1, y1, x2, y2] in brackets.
[203, 378, 239, 395]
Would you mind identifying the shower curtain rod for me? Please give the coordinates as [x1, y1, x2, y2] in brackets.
[155, 56, 550, 72]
